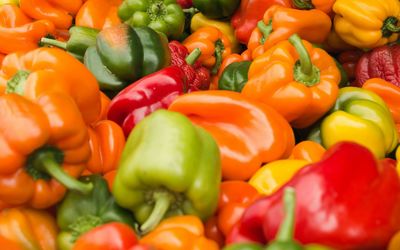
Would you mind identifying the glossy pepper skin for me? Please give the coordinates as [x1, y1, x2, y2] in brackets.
[19, 0, 82, 29]
[354, 44, 400, 87]
[84, 24, 171, 91]
[169, 91, 295, 180]
[218, 61, 251, 92]
[118, 0, 185, 39]
[107, 66, 187, 137]
[75, 0, 122, 30]
[0, 208, 58, 250]
[242, 34, 340, 128]
[113, 110, 221, 234]
[230, 0, 291, 44]
[333, 0, 400, 49]
[227, 142, 400, 249]
[0, 4, 55, 55]
[57, 175, 135, 250]
[193, 0, 240, 19]
[177, 0, 192, 8]
[291, 0, 335, 13]
[140, 216, 219, 250]
[289, 141, 326, 163]
[310, 87, 398, 158]
[247, 6, 331, 59]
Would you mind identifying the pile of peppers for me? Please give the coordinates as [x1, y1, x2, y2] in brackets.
[2, 0, 400, 249]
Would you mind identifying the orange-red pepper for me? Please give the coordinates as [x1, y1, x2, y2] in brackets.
[75, 0, 121, 30]
[291, 0, 335, 13]
[242, 34, 340, 128]
[19, 0, 82, 29]
[247, 5, 331, 59]
[0, 208, 58, 250]
[183, 26, 232, 75]
[0, 4, 55, 55]
[140, 216, 219, 250]
[289, 140, 326, 162]
[0, 48, 101, 124]
[169, 90, 295, 180]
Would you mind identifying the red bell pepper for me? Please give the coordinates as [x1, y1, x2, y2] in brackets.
[177, 0, 193, 8]
[227, 142, 400, 249]
[107, 66, 187, 137]
[337, 50, 364, 84]
[355, 44, 400, 87]
[231, 0, 291, 44]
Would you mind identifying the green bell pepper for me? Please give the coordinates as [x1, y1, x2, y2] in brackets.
[113, 109, 221, 235]
[223, 243, 264, 250]
[56, 175, 135, 250]
[118, 0, 185, 39]
[84, 24, 171, 91]
[193, 0, 240, 19]
[309, 87, 398, 158]
[218, 61, 251, 92]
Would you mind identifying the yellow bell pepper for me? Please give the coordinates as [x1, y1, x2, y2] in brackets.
[191, 13, 240, 53]
[333, 0, 400, 49]
[0, 0, 18, 5]
[249, 160, 308, 195]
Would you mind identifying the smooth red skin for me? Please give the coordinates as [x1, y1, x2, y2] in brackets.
[227, 142, 400, 249]
[107, 66, 187, 137]
[355, 45, 400, 87]
[176, 0, 192, 8]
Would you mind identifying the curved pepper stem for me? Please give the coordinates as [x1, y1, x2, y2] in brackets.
[6, 70, 30, 95]
[211, 39, 225, 75]
[257, 20, 273, 45]
[382, 17, 400, 37]
[292, 0, 314, 10]
[40, 37, 67, 50]
[140, 192, 172, 235]
[185, 48, 202, 65]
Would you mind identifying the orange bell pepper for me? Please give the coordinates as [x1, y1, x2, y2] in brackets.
[0, 235, 23, 250]
[0, 94, 92, 208]
[183, 26, 232, 75]
[95, 92, 111, 122]
[291, 0, 335, 13]
[247, 5, 331, 59]
[140, 216, 219, 250]
[242, 34, 340, 128]
[75, 0, 121, 30]
[0, 208, 58, 250]
[289, 140, 326, 162]
[0, 4, 55, 55]
[0, 48, 101, 124]
[19, 0, 82, 29]
[322, 29, 355, 53]
[0, 54, 4, 65]
[169, 90, 295, 180]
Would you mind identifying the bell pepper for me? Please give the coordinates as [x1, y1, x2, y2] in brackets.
[337, 50, 363, 84]
[389, 231, 400, 250]
[0, 4, 55, 55]
[218, 61, 251, 92]
[113, 110, 221, 234]
[169, 90, 295, 180]
[311, 86, 398, 158]
[95, 92, 112, 122]
[193, 0, 240, 19]
[0, 47, 102, 124]
[227, 142, 400, 249]
[190, 13, 240, 53]
[57, 175, 135, 250]
[169, 40, 211, 91]
[289, 140, 326, 163]
[118, 0, 185, 39]
[107, 66, 187, 137]
[230, 0, 291, 44]
[0, 236, 22, 250]
[224, 243, 264, 250]
[177, 0, 192, 8]
[247, 6, 331, 59]
[75, 0, 122, 30]
[0, 0, 19, 5]
[333, 0, 400, 49]
[321, 29, 355, 53]
[19, 0, 82, 29]
[0, 208, 58, 250]
[242, 34, 340, 128]
[140, 216, 219, 250]
[84, 24, 171, 91]
[291, 0, 335, 13]
[354, 44, 400, 87]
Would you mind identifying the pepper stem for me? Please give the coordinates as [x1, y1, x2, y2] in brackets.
[185, 48, 202, 65]
[140, 192, 172, 234]
[183, 7, 199, 15]
[382, 17, 400, 37]
[258, 20, 273, 45]
[292, 0, 314, 10]
[276, 188, 296, 241]
[40, 37, 67, 50]
[6, 70, 30, 95]
[211, 39, 224, 75]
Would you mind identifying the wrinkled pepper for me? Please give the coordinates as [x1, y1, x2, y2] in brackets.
[227, 142, 400, 249]
[169, 91, 295, 180]
[0, 4, 55, 55]
[310, 86, 398, 158]
[84, 24, 171, 91]
[337, 49, 363, 84]
[57, 175, 135, 250]
[289, 140, 326, 163]
[242, 34, 340, 128]
[333, 0, 400, 49]
[113, 110, 221, 234]
[19, 0, 82, 29]
[218, 61, 251, 92]
[107, 66, 187, 137]
[140, 216, 219, 250]
[118, 0, 185, 39]
[247, 6, 331, 59]
[75, 0, 122, 30]
[193, 0, 240, 19]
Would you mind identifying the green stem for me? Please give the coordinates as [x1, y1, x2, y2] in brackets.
[257, 20, 273, 45]
[183, 7, 199, 15]
[211, 39, 224, 75]
[40, 37, 67, 50]
[6, 70, 30, 95]
[140, 192, 172, 234]
[185, 48, 202, 65]
[276, 188, 296, 241]
[292, 0, 314, 10]
[382, 17, 400, 38]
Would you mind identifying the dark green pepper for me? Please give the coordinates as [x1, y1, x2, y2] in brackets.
[118, 0, 185, 39]
[218, 61, 251, 92]
[56, 175, 135, 250]
[193, 0, 240, 19]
